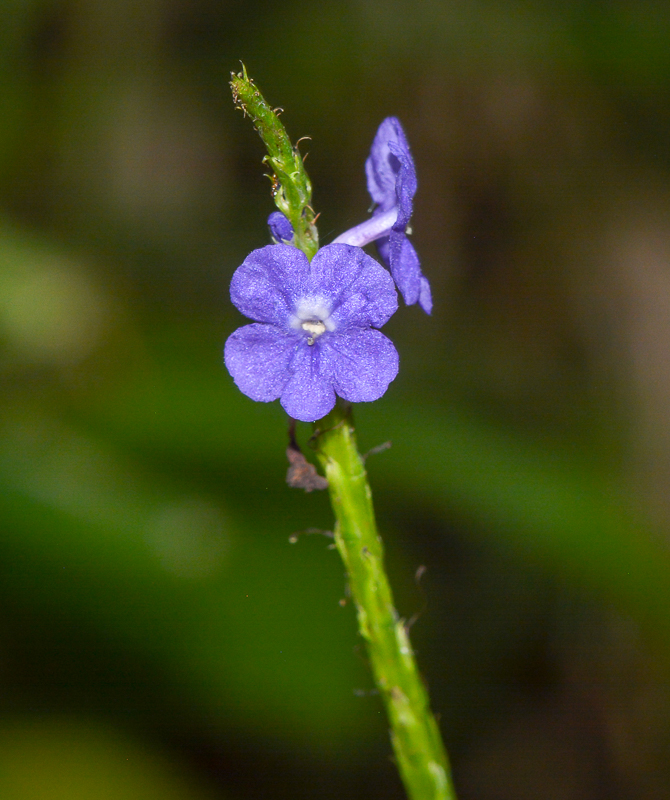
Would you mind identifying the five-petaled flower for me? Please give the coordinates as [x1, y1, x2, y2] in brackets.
[224, 243, 399, 422]
[334, 117, 432, 314]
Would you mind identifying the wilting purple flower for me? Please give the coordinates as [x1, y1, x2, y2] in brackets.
[224, 243, 399, 422]
[268, 211, 294, 243]
[334, 117, 432, 314]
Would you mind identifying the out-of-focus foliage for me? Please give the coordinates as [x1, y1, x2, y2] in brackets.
[0, 718, 220, 800]
[2, 2, 670, 798]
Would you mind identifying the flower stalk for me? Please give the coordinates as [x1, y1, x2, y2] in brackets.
[230, 66, 319, 259]
[312, 402, 456, 800]
[228, 69, 454, 799]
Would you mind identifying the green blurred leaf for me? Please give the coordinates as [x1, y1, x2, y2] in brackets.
[0, 718, 221, 800]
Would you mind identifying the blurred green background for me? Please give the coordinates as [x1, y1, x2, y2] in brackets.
[2, 1, 670, 798]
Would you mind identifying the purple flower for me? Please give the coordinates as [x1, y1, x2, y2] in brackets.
[268, 211, 294, 243]
[224, 243, 399, 422]
[334, 117, 432, 314]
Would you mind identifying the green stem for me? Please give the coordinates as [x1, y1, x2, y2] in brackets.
[313, 402, 457, 800]
[230, 66, 319, 259]
[230, 68, 454, 799]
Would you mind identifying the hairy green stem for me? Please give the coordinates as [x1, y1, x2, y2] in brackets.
[231, 69, 455, 799]
[230, 66, 319, 259]
[313, 402, 457, 800]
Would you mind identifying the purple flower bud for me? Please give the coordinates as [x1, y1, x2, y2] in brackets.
[268, 211, 294, 243]
[224, 243, 399, 422]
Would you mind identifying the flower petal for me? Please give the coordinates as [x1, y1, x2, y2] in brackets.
[365, 117, 411, 212]
[418, 276, 433, 315]
[327, 329, 399, 403]
[230, 244, 309, 325]
[387, 231, 432, 312]
[376, 235, 390, 265]
[279, 342, 336, 422]
[388, 139, 416, 231]
[307, 244, 398, 330]
[224, 323, 298, 402]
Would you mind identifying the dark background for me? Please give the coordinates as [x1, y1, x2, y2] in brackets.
[2, 1, 670, 798]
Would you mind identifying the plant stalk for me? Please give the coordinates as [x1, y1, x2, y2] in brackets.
[313, 402, 457, 800]
[230, 66, 319, 259]
[230, 69, 455, 799]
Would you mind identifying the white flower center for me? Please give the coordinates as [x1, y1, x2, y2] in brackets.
[301, 320, 326, 343]
[290, 296, 335, 345]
